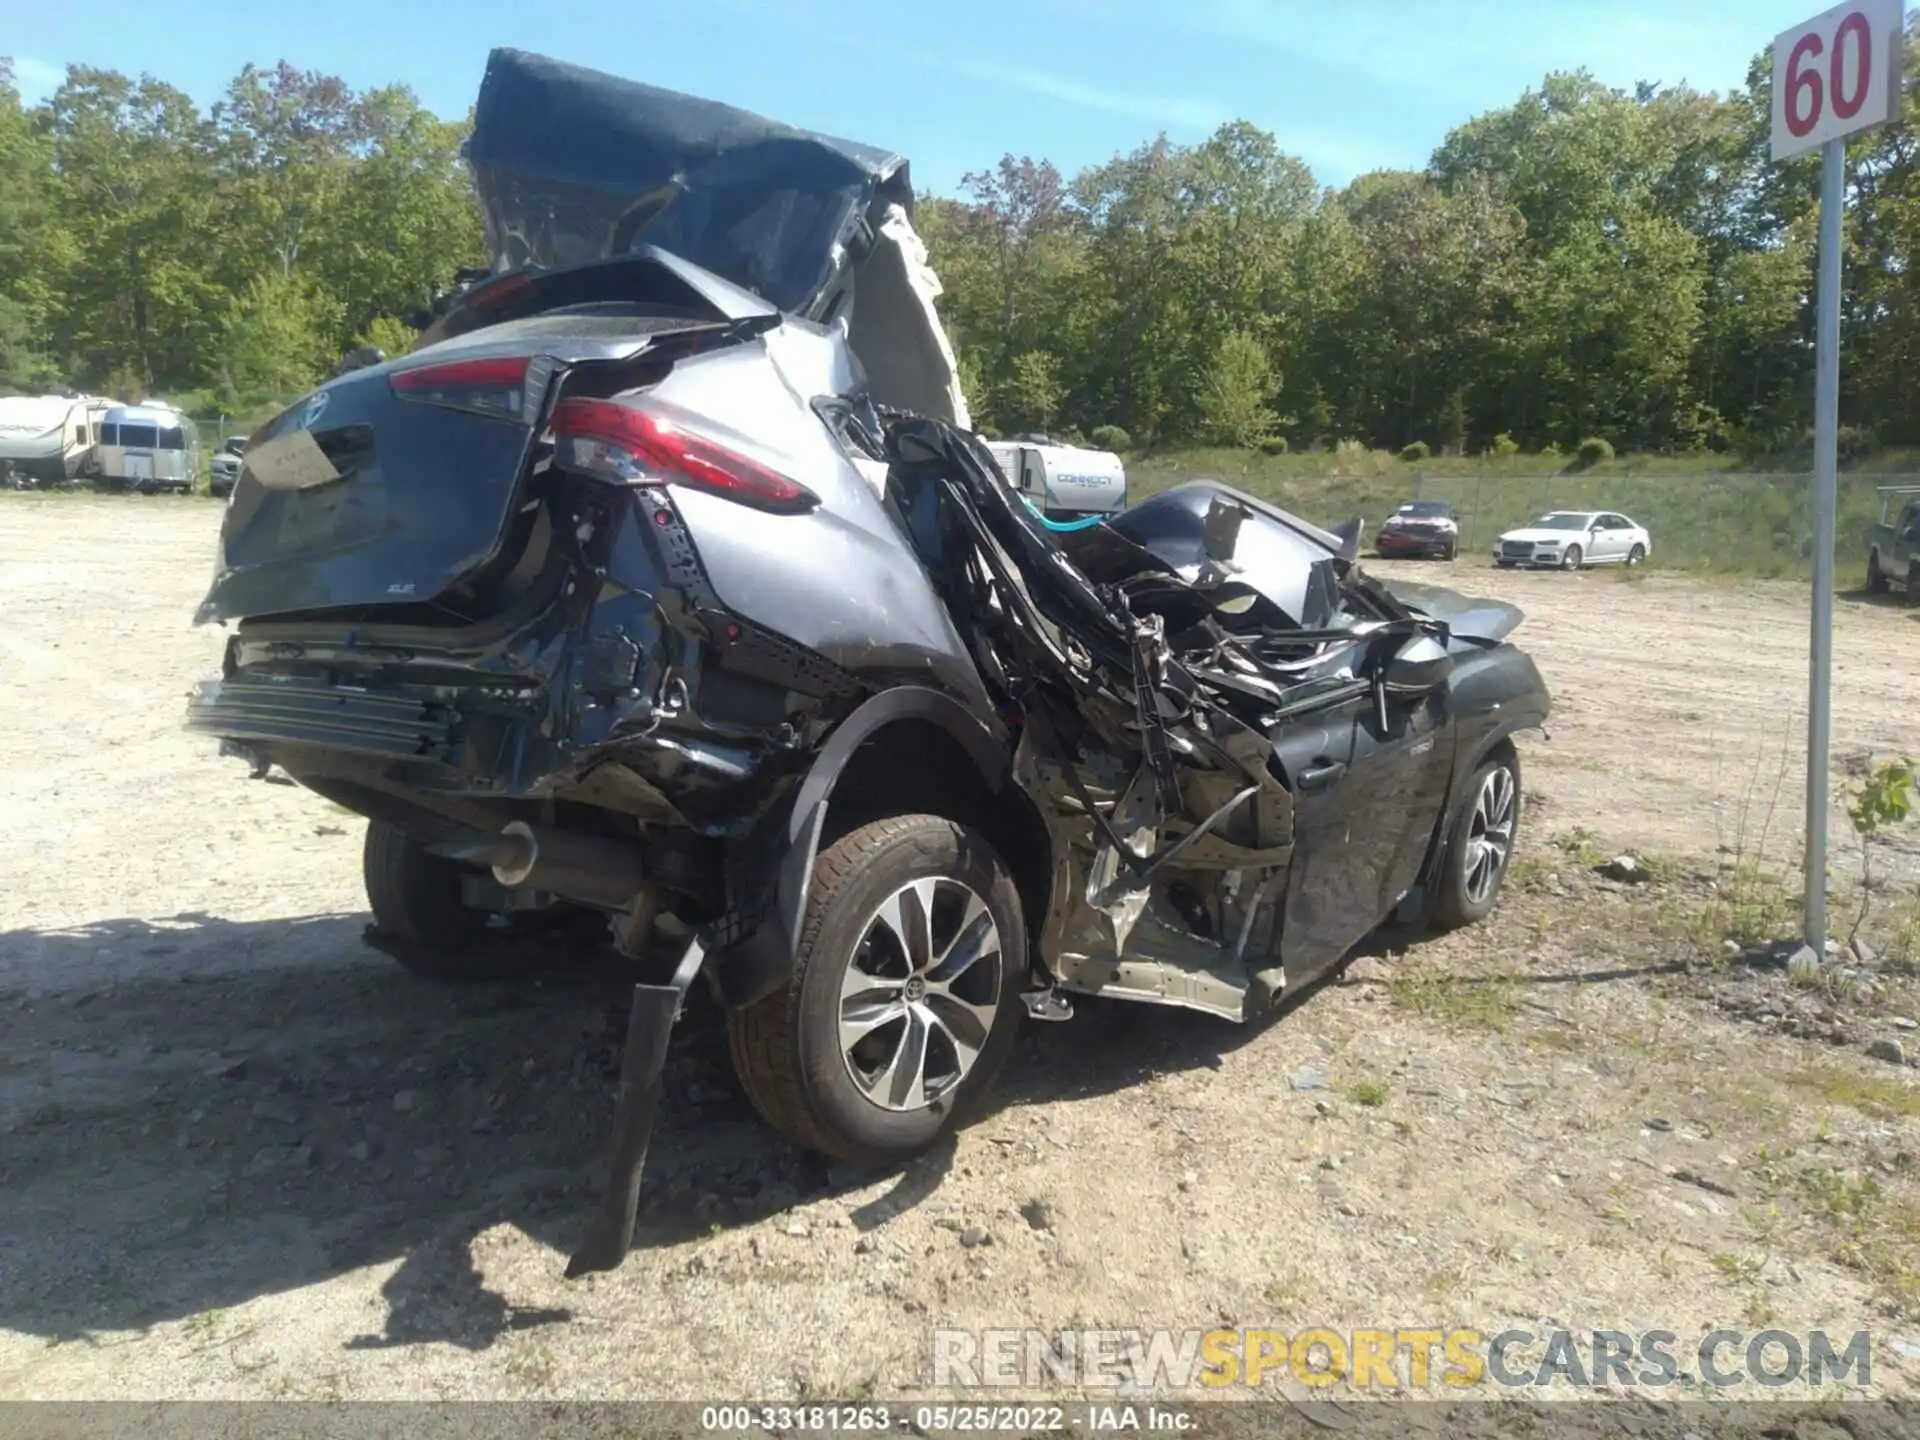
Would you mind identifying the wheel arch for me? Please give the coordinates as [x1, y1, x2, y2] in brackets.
[1402, 719, 1534, 925]
[706, 687, 1051, 1010]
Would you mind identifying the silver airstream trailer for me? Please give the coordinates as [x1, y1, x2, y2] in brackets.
[98, 402, 200, 494]
[0, 393, 112, 486]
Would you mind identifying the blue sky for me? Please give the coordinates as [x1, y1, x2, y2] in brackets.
[4, 0, 1820, 193]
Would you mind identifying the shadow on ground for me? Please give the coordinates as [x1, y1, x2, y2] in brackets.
[1839, 585, 1920, 614]
[0, 909, 1373, 1357]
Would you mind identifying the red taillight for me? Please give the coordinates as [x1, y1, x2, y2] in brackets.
[549, 396, 817, 514]
[389, 355, 534, 422]
[466, 272, 532, 312]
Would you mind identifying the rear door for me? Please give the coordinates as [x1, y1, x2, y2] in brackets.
[120, 425, 155, 483]
[1019, 448, 1046, 505]
[1603, 514, 1633, 562]
[984, 443, 1038, 503]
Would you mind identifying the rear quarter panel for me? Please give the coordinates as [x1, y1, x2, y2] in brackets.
[652, 332, 995, 712]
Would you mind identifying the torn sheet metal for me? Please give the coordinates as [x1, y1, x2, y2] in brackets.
[464, 50, 970, 426]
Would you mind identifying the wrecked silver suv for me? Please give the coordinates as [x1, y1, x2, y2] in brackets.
[185, 49, 1551, 1275]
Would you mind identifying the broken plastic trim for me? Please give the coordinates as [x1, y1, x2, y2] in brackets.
[566, 935, 708, 1278]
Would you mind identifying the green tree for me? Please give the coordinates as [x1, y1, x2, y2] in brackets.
[220, 268, 342, 405]
[12, 40, 1920, 459]
[1196, 330, 1277, 446]
[999, 350, 1065, 433]
[0, 60, 66, 387]
[43, 66, 224, 394]
[354, 314, 416, 363]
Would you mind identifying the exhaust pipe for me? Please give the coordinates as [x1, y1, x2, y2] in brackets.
[435, 822, 648, 911]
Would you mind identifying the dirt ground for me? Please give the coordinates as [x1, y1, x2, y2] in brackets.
[10, 496, 1920, 1415]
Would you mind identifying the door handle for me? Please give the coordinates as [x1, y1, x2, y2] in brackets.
[1298, 759, 1346, 793]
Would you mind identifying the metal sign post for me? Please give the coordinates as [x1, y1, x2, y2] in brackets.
[1769, 0, 1905, 954]
[1806, 139, 1843, 952]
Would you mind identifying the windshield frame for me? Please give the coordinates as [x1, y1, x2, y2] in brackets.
[1530, 512, 1595, 532]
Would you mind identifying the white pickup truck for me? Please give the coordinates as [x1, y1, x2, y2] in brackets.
[984, 438, 1127, 521]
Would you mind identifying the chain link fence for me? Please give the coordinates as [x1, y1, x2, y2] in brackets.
[1388, 470, 1915, 577]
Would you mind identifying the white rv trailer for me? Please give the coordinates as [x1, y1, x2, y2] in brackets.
[0, 393, 112, 486]
[98, 402, 200, 494]
[983, 438, 1128, 520]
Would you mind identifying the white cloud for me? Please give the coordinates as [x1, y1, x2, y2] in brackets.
[5, 55, 68, 100]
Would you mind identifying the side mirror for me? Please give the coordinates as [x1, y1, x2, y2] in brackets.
[1384, 633, 1453, 694]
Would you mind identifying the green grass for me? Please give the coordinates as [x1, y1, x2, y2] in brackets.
[1343, 1077, 1392, 1108]
[1387, 971, 1520, 1032]
[1788, 1066, 1920, 1120]
[1125, 445, 1920, 580]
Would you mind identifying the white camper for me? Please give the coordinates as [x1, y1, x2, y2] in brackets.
[98, 402, 200, 494]
[984, 439, 1127, 521]
[0, 394, 112, 486]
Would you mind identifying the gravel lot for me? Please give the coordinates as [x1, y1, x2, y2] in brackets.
[8, 496, 1920, 1411]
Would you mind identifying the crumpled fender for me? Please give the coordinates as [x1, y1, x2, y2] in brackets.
[704, 685, 1010, 1010]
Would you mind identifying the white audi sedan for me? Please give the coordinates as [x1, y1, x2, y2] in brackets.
[1494, 510, 1651, 570]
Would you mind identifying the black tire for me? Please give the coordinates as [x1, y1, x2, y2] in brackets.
[727, 814, 1026, 1163]
[1909, 562, 1920, 604]
[1560, 544, 1583, 571]
[1626, 543, 1646, 567]
[362, 820, 550, 981]
[1431, 750, 1522, 930]
[1868, 549, 1888, 594]
[1444, 540, 1458, 561]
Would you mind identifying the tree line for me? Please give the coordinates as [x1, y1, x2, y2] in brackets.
[0, 58, 482, 413]
[1, 40, 1916, 456]
[921, 33, 1920, 458]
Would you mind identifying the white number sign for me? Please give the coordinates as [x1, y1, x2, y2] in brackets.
[1771, 0, 1906, 160]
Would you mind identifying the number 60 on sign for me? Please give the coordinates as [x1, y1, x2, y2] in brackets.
[1771, 0, 1906, 160]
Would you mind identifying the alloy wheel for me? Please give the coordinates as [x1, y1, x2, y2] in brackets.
[838, 876, 1004, 1113]
[1463, 766, 1517, 907]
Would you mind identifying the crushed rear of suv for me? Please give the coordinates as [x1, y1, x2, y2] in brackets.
[186, 48, 1551, 1278]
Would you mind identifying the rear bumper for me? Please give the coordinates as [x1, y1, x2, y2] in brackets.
[185, 676, 461, 762]
[181, 661, 598, 800]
